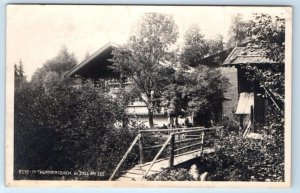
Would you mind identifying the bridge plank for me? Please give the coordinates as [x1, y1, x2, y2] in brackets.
[116, 148, 214, 181]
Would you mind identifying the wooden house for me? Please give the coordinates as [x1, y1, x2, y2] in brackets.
[222, 44, 284, 135]
[65, 42, 191, 127]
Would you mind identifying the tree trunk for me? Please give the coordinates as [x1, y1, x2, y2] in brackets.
[175, 116, 179, 127]
[148, 109, 154, 128]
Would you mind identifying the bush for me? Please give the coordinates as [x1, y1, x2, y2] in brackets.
[146, 168, 194, 181]
[14, 79, 136, 180]
[219, 116, 240, 134]
[202, 132, 284, 181]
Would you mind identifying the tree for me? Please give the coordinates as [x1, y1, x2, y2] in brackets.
[243, 13, 285, 103]
[112, 13, 179, 128]
[181, 25, 209, 66]
[164, 65, 229, 127]
[207, 35, 224, 55]
[226, 14, 251, 48]
[248, 13, 285, 63]
[31, 46, 77, 90]
[14, 60, 27, 88]
[164, 69, 190, 126]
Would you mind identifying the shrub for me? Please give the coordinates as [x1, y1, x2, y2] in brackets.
[14, 79, 136, 180]
[146, 168, 194, 181]
[202, 132, 284, 181]
[219, 116, 240, 134]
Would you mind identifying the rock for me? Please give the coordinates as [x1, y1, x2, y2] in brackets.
[200, 172, 208, 181]
[246, 132, 264, 140]
[189, 164, 199, 180]
[203, 148, 215, 154]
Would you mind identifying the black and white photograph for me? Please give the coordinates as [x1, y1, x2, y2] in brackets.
[6, 5, 291, 187]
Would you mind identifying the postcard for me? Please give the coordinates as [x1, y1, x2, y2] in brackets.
[6, 4, 292, 187]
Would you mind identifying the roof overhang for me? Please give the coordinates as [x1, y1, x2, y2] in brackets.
[65, 42, 119, 79]
[222, 46, 282, 67]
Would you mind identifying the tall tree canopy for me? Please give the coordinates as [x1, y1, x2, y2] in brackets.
[207, 35, 224, 55]
[31, 46, 77, 90]
[226, 14, 251, 48]
[112, 13, 179, 128]
[248, 13, 285, 63]
[181, 25, 209, 66]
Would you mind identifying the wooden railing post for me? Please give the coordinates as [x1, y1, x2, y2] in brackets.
[201, 131, 204, 144]
[200, 131, 205, 157]
[138, 132, 145, 164]
[144, 135, 173, 178]
[109, 134, 141, 181]
[169, 134, 175, 168]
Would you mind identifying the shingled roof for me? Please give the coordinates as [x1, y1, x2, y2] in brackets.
[223, 45, 279, 66]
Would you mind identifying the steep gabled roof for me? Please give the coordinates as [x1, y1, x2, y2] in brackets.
[65, 42, 118, 78]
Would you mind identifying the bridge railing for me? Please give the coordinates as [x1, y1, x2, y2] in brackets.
[142, 127, 223, 178]
[138, 127, 206, 163]
[109, 126, 223, 180]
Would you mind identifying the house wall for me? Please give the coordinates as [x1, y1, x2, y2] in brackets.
[128, 115, 168, 127]
[220, 67, 238, 120]
[126, 105, 166, 115]
[129, 114, 193, 128]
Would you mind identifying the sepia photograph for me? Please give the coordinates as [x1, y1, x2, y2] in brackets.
[5, 5, 292, 187]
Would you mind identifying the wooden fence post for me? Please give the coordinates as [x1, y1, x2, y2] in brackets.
[139, 132, 145, 164]
[169, 134, 175, 168]
[251, 105, 254, 132]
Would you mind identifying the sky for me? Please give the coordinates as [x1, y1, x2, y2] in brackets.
[6, 5, 290, 79]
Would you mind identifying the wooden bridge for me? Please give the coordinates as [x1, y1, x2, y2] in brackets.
[109, 126, 223, 181]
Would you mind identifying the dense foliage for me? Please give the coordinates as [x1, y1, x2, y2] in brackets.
[31, 47, 77, 91]
[146, 168, 194, 181]
[242, 13, 285, 100]
[181, 25, 209, 66]
[181, 25, 224, 66]
[164, 65, 229, 127]
[14, 79, 135, 180]
[248, 13, 285, 63]
[207, 35, 224, 55]
[202, 125, 284, 181]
